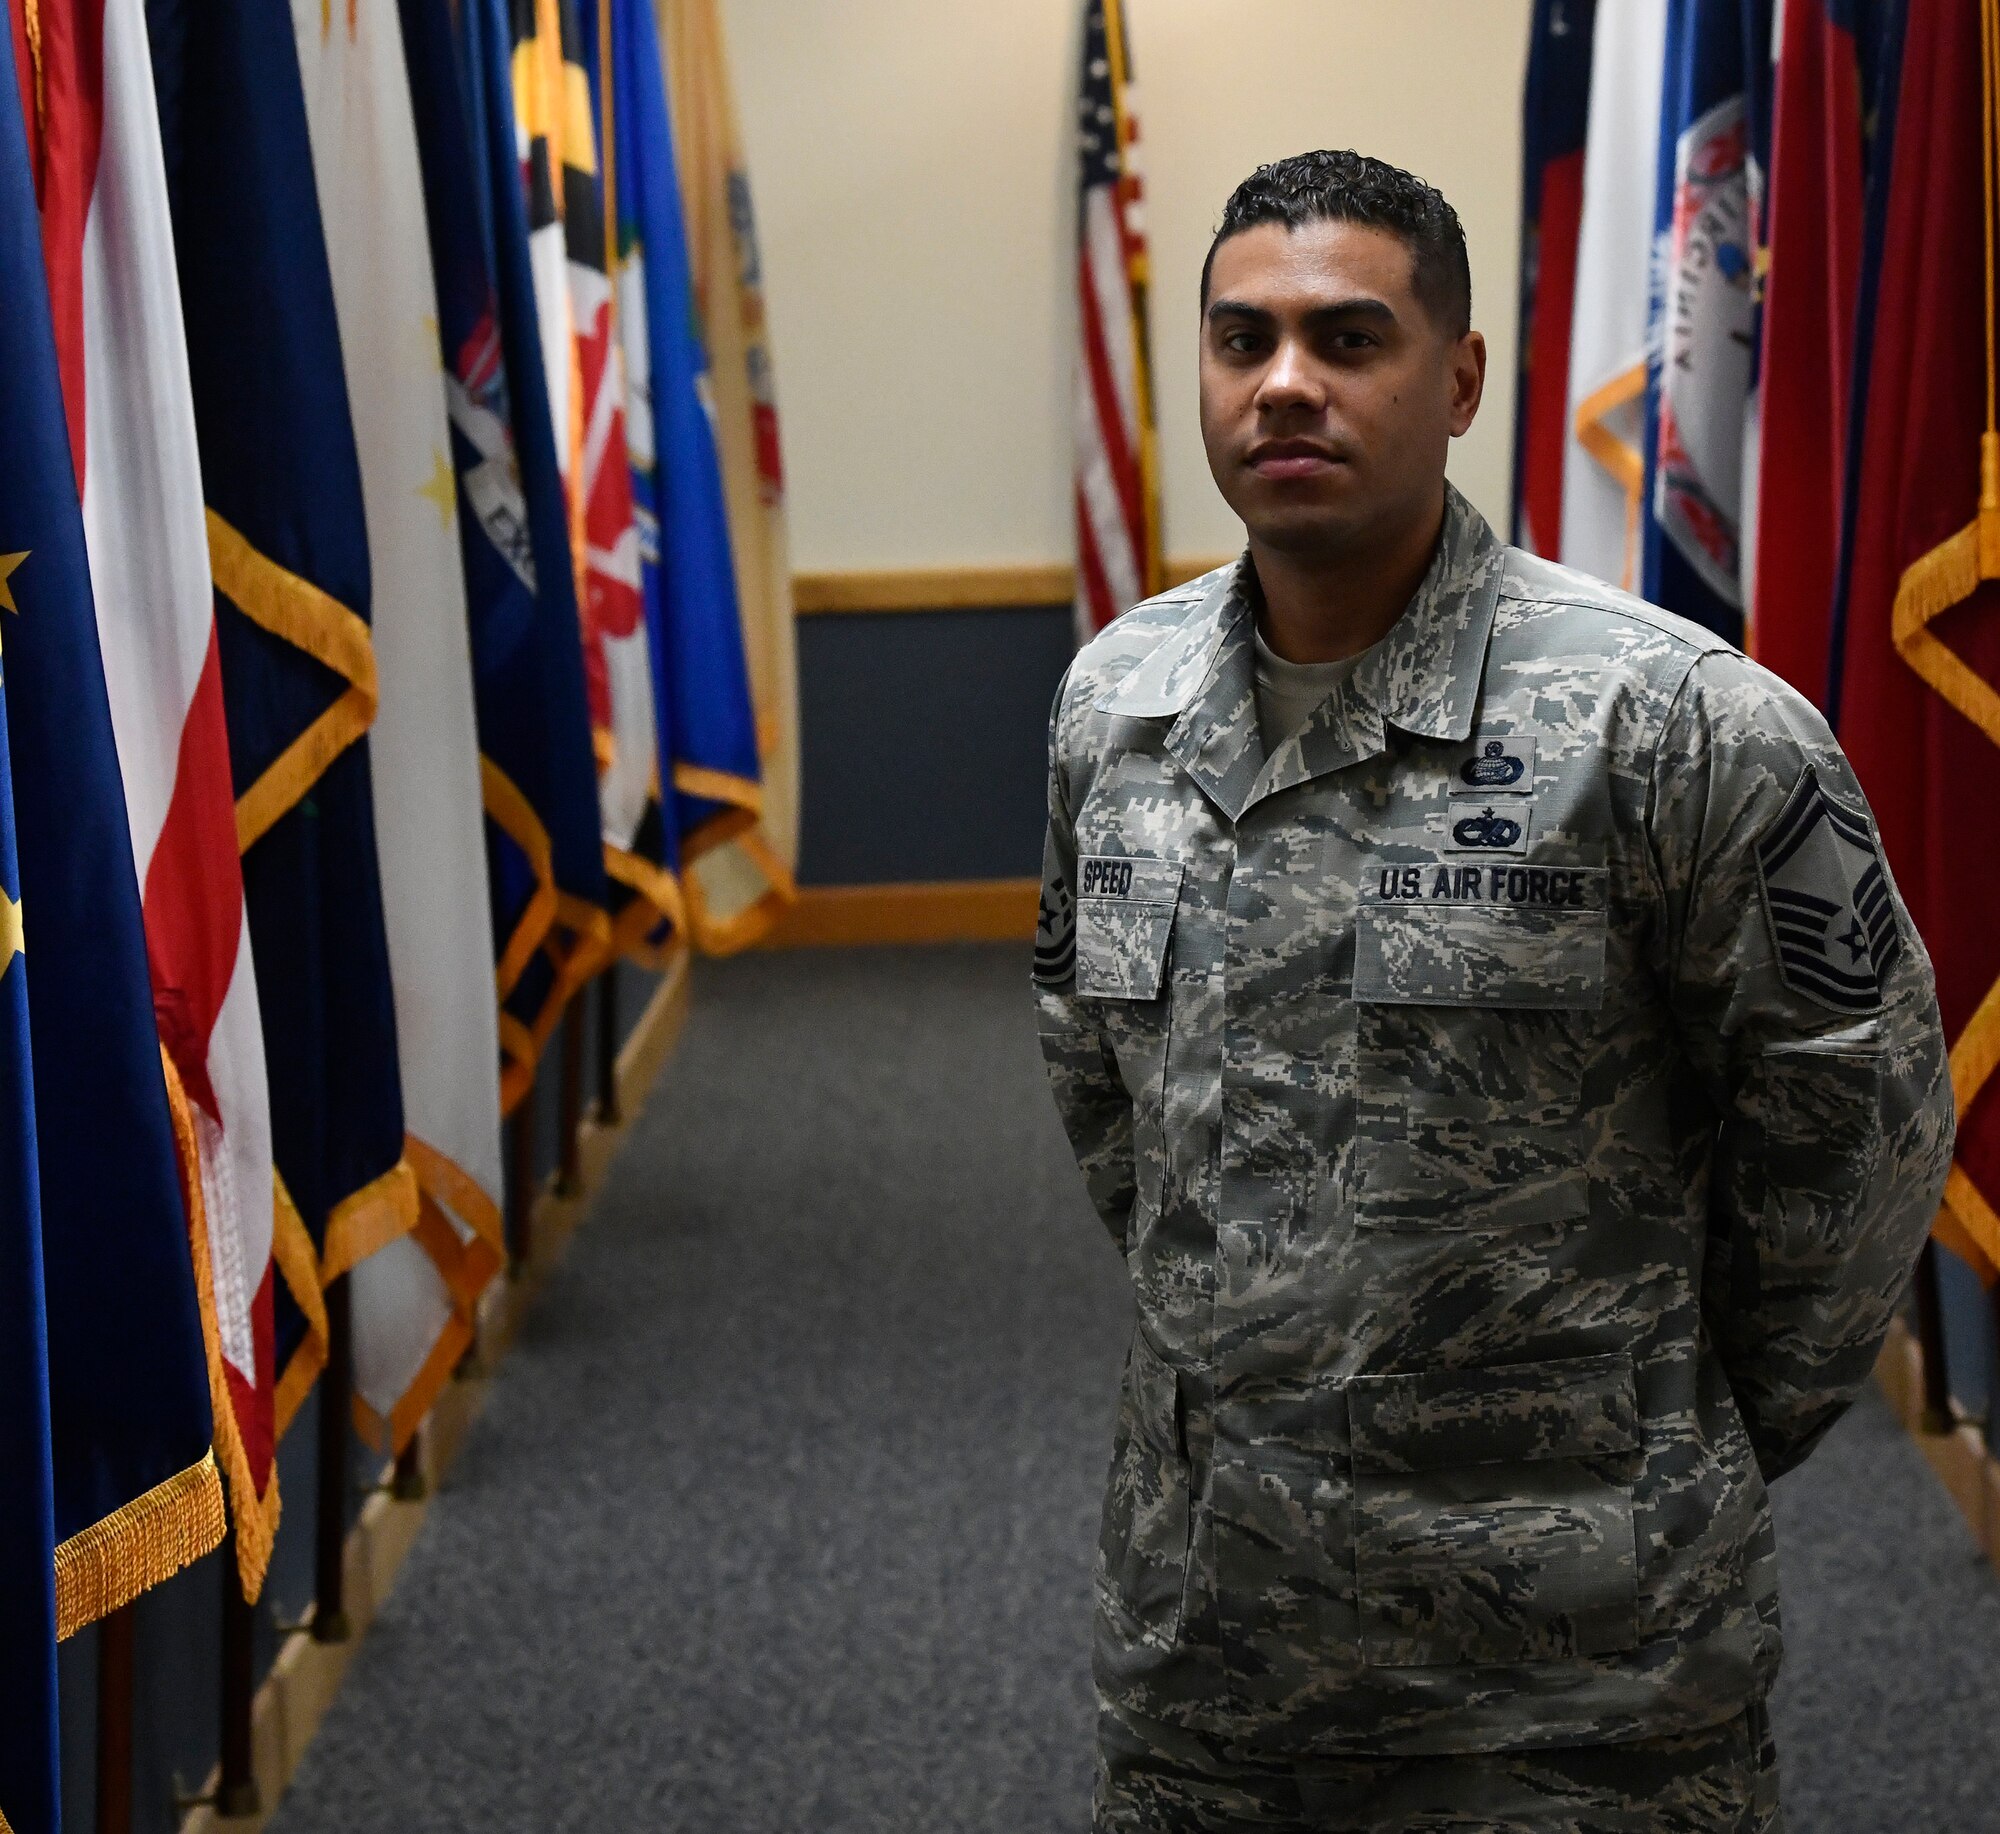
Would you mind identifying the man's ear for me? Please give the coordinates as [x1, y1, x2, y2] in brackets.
[1449, 330, 1486, 438]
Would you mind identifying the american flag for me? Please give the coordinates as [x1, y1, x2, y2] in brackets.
[1073, 0, 1163, 640]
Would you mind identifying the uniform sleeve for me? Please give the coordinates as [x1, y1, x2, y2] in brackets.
[1034, 669, 1136, 1251]
[1649, 650, 1955, 1482]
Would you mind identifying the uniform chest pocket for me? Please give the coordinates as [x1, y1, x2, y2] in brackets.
[1351, 888, 1606, 1233]
[1075, 857, 1184, 1000]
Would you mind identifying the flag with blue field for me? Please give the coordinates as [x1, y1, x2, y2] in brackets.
[401, 0, 608, 1069]
[1640, 0, 1773, 644]
[0, 336, 59, 1834]
[148, 0, 415, 1414]
[586, 0, 765, 889]
[457, 0, 616, 1102]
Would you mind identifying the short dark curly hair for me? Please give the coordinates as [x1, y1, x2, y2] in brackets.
[1201, 149, 1471, 337]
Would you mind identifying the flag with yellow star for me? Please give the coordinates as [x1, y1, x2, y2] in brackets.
[0, 497, 59, 1834]
[289, 0, 504, 1455]
[1, 31, 223, 1827]
[0, 537, 58, 1834]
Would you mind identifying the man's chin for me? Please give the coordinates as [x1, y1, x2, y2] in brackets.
[1238, 503, 1371, 558]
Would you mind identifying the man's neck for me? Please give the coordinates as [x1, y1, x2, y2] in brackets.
[1250, 489, 1447, 665]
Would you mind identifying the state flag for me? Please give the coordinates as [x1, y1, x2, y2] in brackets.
[1638, 0, 1773, 647]
[509, 0, 681, 961]
[400, 0, 604, 1069]
[0, 77, 60, 1817]
[23, 0, 280, 1595]
[455, 0, 614, 1103]
[290, 0, 504, 1450]
[148, 0, 414, 1425]
[660, 0, 800, 949]
[1560, 0, 1667, 591]
[587, 0, 766, 894]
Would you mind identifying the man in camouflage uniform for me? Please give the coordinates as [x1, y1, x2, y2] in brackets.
[1036, 150, 1954, 1833]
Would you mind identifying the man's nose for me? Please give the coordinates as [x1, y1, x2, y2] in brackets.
[1254, 338, 1324, 414]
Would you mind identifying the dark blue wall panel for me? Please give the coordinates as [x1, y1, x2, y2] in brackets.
[796, 605, 1074, 885]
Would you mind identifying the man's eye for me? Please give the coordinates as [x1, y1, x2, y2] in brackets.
[1331, 331, 1377, 352]
[1222, 332, 1264, 355]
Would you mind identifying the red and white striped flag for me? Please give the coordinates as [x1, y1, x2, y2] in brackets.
[1073, 0, 1163, 641]
[20, 0, 280, 1592]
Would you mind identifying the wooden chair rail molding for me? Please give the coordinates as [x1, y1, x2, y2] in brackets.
[792, 555, 1236, 614]
[759, 878, 1040, 949]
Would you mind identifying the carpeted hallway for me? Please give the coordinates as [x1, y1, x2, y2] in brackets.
[267, 946, 2000, 1833]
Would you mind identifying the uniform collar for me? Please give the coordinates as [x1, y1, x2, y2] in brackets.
[1094, 485, 1504, 822]
[1350, 483, 1504, 745]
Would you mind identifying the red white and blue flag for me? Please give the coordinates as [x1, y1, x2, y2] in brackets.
[1073, 0, 1161, 640]
[16, 0, 278, 1597]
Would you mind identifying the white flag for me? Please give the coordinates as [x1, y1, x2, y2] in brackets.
[1560, 0, 1668, 593]
[291, 0, 505, 1448]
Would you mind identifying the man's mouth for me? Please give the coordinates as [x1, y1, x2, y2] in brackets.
[1246, 439, 1344, 481]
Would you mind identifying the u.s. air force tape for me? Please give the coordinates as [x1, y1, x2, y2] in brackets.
[1755, 765, 1897, 1014]
[1368, 859, 1604, 909]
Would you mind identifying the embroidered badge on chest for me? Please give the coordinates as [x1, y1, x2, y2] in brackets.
[1755, 766, 1899, 1013]
[1458, 731, 1537, 789]
[1446, 801, 1532, 853]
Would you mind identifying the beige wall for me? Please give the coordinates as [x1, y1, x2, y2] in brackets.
[726, 0, 1533, 575]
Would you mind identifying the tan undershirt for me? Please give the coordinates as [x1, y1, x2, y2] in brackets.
[1252, 625, 1381, 756]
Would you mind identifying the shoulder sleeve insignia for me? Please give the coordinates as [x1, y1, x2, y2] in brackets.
[1755, 766, 1900, 1013]
[1033, 870, 1076, 986]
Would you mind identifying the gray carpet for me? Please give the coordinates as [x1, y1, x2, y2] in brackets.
[268, 946, 2000, 1833]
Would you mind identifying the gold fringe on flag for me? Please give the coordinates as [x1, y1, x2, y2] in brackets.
[1893, 0, 2000, 1284]
[208, 508, 380, 854]
[499, 909, 612, 1116]
[1571, 363, 1648, 592]
[54, 1450, 225, 1641]
[481, 759, 619, 1109]
[319, 1157, 420, 1285]
[483, 756, 562, 1000]
[157, 1046, 281, 1600]
[350, 1133, 506, 1456]
[271, 1171, 329, 1438]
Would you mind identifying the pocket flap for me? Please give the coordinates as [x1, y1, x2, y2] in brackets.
[1347, 1352, 1638, 1473]
[1079, 857, 1184, 905]
[1077, 857, 1182, 1000]
[1355, 884, 1607, 1010]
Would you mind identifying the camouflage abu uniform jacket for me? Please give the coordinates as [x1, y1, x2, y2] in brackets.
[1034, 485, 1953, 1758]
